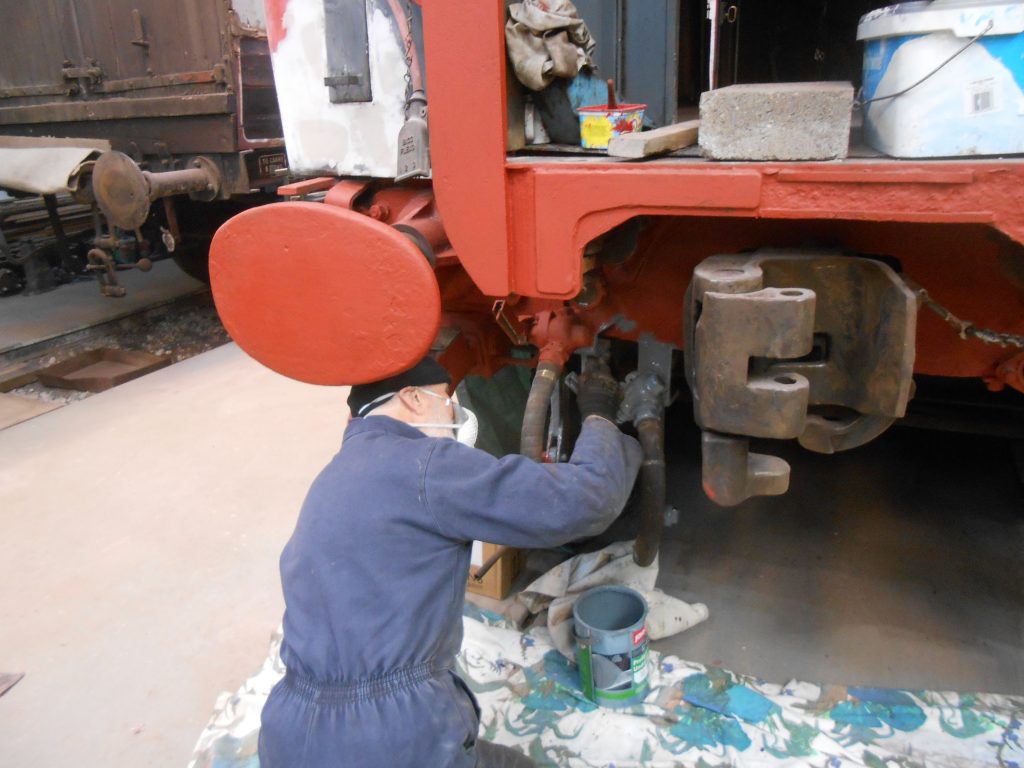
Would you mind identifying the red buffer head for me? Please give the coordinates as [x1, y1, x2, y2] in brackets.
[209, 202, 441, 385]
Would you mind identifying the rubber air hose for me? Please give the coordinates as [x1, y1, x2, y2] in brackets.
[633, 416, 666, 567]
[520, 360, 563, 462]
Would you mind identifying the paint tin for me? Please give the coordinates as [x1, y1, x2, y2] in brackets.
[573, 585, 650, 708]
[577, 104, 645, 149]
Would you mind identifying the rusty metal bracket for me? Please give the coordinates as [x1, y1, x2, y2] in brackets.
[691, 284, 816, 440]
[61, 65, 103, 83]
[799, 412, 896, 454]
[86, 248, 126, 298]
[92, 151, 221, 231]
[493, 300, 529, 346]
[685, 250, 918, 505]
[86, 245, 152, 298]
[701, 432, 790, 506]
[131, 9, 150, 48]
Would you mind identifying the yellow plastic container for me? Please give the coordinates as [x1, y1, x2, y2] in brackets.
[578, 104, 645, 149]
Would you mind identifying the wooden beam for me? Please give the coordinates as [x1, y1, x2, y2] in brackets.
[0, 365, 38, 393]
[608, 119, 700, 159]
[0, 93, 234, 126]
[0, 136, 110, 151]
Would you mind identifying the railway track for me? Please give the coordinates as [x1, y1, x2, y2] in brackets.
[0, 289, 229, 406]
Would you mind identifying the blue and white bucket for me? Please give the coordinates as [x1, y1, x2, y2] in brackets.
[857, 0, 1024, 157]
[573, 585, 650, 708]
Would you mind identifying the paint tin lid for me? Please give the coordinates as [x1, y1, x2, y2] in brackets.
[577, 103, 647, 113]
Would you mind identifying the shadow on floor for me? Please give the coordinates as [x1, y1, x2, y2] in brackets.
[652, 397, 1023, 694]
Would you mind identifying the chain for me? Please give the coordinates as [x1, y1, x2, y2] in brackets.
[402, 0, 414, 106]
[905, 277, 1024, 349]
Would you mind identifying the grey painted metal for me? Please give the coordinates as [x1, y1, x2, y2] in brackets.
[637, 333, 674, 409]
[573, 0, 622, 86]
[395, 91, 430, 180]
[622, 0, 679, 127]
[323, 0, 373, 103]
[572, 0, 679, 126]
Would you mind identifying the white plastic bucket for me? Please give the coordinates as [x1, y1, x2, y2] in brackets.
[857, 0, 1024, 157]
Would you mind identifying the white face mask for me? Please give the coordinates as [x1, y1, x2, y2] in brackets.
[412, 388, 479, 447]
[358, 387, 478, 447]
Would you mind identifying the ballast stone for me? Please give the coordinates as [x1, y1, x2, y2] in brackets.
[699, 82, 854, 161]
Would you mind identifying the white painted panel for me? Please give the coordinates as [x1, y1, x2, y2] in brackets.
[269, 0, 407, 177]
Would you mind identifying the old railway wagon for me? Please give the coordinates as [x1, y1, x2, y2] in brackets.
[0, 0, 285, 294]
[208, 0, 1024, 565]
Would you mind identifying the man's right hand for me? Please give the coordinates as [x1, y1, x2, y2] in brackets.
[577, 367, 619, 423]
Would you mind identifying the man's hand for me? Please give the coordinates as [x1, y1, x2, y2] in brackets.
[577, 367, 619, 423]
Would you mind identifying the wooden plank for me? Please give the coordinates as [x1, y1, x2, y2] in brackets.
[0, 136, 111, 151]
[0, 93, 234, 126]
[607, 119, 700, 159]
[0, 394, 60, 430]
[276, 177, 337, 196]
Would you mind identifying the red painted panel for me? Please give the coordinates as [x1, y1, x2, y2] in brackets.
[416, 3, 1024, 381]
[511, 166, 762, 295]
[421, 0, 511, 298]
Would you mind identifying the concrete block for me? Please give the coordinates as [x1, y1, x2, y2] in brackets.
[699, 82, 854, 161]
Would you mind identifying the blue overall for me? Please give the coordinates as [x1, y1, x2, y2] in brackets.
[258, 415, 641, 768]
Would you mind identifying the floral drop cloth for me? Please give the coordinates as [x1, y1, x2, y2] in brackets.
[189, 605, 1023, 768]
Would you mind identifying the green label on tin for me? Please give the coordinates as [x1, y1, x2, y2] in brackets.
[578, 645, 594, 700]
[631, 643, 649, 685]
[596, 685, 645, 702]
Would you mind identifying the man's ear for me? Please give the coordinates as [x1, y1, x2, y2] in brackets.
[395, 386, 426, 415]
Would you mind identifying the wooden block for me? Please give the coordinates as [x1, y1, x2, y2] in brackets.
[466, 542, 524, 600]
[275, 176, 336, 197]
[607, 119, 700, 159]
[35, 348, 170, 392]
[506, 57, 526, 151]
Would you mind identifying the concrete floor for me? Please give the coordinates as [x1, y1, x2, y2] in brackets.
[1, 343, 1021, 767]
[653, 417, 1024, 694]
[0, 260, 204, 354]
[0, 344, 345, 767]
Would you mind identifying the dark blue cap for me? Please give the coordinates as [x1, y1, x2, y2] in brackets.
[346, 356, 452, 417]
